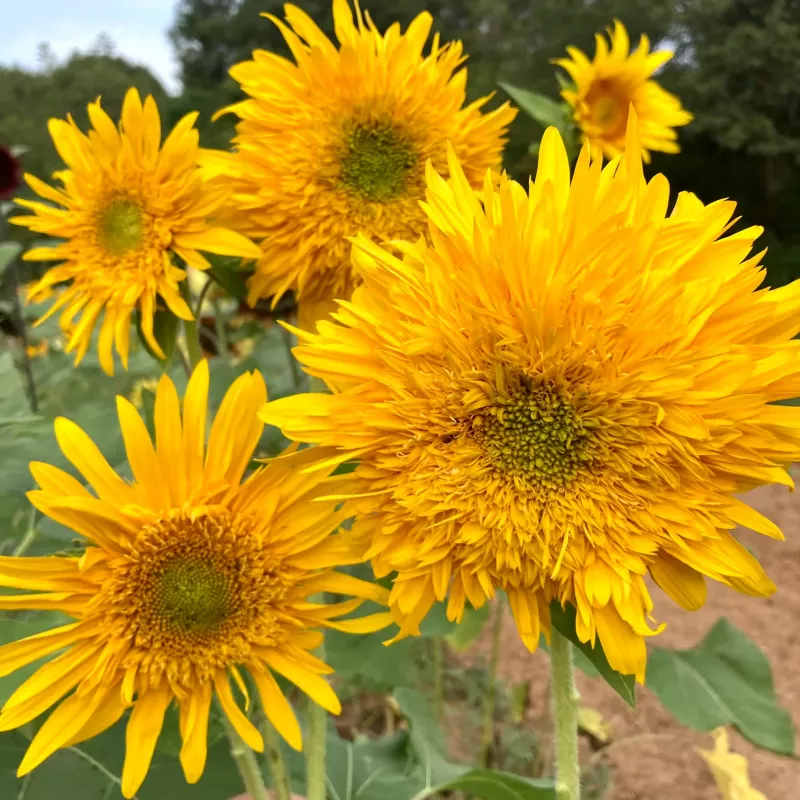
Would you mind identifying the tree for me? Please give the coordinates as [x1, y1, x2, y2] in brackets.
[656, 0, 800, 286]
[0, 49, 169, 184]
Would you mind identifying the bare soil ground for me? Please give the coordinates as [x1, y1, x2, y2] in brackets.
[465, 478, 800, 800]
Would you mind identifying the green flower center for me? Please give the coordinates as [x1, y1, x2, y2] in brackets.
[339, 121, 417, 201]
[97, 196, 145, 255]
[472, 387, 592, 487]
[155, 559, 234, 634]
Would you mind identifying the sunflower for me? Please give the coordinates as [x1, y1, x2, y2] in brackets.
[10, 88, 262, 375]
[261, 114, 800, 682]
[201, 0, 515, 326]
[0, 361, 390, 797]
[555, 20, 692, 161]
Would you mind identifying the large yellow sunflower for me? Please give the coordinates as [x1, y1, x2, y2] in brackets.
[262, 114, 800, 682]
[201, 0, 515, 326]
[0, 362, 389, 797]
[11, 88, 262, 375]
[555, 20, 692, 161]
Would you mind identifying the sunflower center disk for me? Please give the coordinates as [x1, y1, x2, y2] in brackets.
[156, 560, 233, 634]
[472, 387, 592, 487]
[586, 80, 628, 134]
[339, 121, 417, 201]
[97, 196, 145, 255]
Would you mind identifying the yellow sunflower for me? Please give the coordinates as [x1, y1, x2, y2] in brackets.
[261, 114, 800, 682]
[201, 0, 515, 326]
[555, 20, 692, 161]
[10, 88, 262, 375]
[0, 361, 389, 797]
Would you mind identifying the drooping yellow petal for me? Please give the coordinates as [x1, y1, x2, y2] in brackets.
[251, 667, 303, 751]
[179, 682, 212, 784]
[121, 687, 171, 799]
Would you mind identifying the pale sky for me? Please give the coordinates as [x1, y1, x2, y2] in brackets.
[1, 0, 182, 93]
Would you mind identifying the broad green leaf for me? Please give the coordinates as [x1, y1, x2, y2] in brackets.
[326, 627, 420, 692]
[447, 602, 491, 651]
[0, 241, 22, 275]
[393, 687, 466, 785]
[419, 600, 456, 637]
[207, 255, 250, 301]
[647, 618, 794, 755]
[500, 83, 568, 130]
[430, 769, 557, 800]
[324, 729, 420, 800]
[549, 602, 636, 708]
[134, 305, 179, 365]
[391, 690, 557, 800]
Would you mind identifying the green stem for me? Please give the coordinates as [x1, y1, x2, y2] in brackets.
[212, 298, 230, 360]
[479, 598, 503, 767]
[550, 628, 581, 800]
[260, 714, 292, 800]
[432, 637, 444, 724]
[280, 321, 305, 391]
[221, 714, 269, 800]
[306, 595, 327, 800]
[181, 281, 204, 370]
[13, 507, 37, 557]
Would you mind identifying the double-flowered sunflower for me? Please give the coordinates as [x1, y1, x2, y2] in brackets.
[11, 88, 262, 375]
[263, 114, 800, 682]
[556, 20, 692, 161]
[201, 0, 515, 326]
[0, 362, 389, 797]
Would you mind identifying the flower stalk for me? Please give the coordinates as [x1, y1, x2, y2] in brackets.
[479, 598, 503, 766]
[550, 629, 581, 800]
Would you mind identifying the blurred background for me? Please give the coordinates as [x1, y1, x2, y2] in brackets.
[2, 0, 800, 289]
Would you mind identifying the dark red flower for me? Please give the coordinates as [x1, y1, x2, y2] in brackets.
[0, 146, 22, 201]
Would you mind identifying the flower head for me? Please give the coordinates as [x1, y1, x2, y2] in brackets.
[555, 20, 692, 161]
[262, 115, 800, 682]
[202, 0, 515, 326]
[0, 362, 389, 797]
[0, 145, 22, 200]
[10, 89, 262, 375]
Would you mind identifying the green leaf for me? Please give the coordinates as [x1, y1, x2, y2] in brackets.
[500, 83, 568, 130]
[207, 255, 250, 301]
[393, 687, 466, 785]
[324, 729, 419, 800]
[0, 241, 22, 276]
[391, 689, 557, 800]
[326, 627, 420, 692]
[646, 618, 794, 755]
[134, 305, 179, 364]
[447, 602, 491, 651]
[433, 769, 557, 800]
[549, 602, 636, 708]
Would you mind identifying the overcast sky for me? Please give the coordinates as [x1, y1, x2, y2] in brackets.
[1, 0, 182, 93]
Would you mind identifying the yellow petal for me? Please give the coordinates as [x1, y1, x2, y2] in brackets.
[173, 228, 262, 259]
[262, 651, 341, 715]
[121, 687, 171, 799]
[214, 671, 263, 752]
[650, 553, 707, 611]
[179, 682, 212, 784]
[251, 667, 302, 751]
